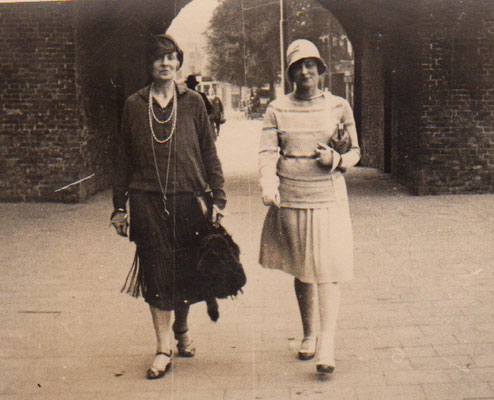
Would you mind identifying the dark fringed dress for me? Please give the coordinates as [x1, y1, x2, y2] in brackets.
[122, 191, 213, 310]
[113, 83, 227, 311]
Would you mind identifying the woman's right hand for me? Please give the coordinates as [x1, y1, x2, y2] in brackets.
[262, 188, 280, 208]
[315, 142, 335, 166]
[111, 210, 129, 237]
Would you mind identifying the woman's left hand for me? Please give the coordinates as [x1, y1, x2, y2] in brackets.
[315, 142, 334, 166]
[110, 210, 129, 237]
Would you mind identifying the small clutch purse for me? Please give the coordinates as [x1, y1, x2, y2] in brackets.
[329, 123, 351, 154]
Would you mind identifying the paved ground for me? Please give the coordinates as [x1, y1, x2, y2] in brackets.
[1, 112, 494, 400]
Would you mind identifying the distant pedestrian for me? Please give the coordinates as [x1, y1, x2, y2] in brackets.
[258, 39, 361, 375]
[111, 34, 227, 380]
[208, 89, 225, 138]
[185, 74, 213, 117]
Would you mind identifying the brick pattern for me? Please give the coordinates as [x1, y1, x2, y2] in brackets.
[0, 2, 85, 202]
[413, 1, 494, 194]
[0, 1, 157, 203]
[332, 0, 494, 194]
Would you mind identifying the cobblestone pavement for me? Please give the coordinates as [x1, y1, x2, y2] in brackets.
[1, 113, 493, 399]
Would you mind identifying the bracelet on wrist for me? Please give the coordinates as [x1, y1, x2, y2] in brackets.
[111, 208, 127, 219]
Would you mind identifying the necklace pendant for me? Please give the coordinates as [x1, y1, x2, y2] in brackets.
[163, 207, 170, 218]
[162, 197, 170, 218]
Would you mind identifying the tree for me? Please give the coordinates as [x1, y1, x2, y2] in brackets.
[206, 0, 351, 94]
[206, 0, 280, 91]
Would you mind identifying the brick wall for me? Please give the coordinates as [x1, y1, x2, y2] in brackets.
[0, 0, 171, 203]
[0, 1, 86, 201]
[361, 0, 494, 194]
[412, 0, 494, 194]
[327, 0, 493, 194]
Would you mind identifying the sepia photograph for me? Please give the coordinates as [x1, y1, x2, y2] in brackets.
[0, 0, 493, 399]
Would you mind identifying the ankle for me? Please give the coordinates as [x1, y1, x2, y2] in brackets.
[172, 322, 188, 335]
[299, 336, 317, 353]
[155, 350, 172, 357]
[156, 347, 172, 355]
[317, 342, 335, 365]
[174, 329, 189, 339]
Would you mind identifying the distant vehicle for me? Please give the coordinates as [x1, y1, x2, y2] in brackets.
[246, 87, 270, 119]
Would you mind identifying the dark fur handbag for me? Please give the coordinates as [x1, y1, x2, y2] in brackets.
[196, 224, 246, 300]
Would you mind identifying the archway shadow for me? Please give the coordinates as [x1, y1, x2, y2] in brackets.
[345, 167, 409, 198]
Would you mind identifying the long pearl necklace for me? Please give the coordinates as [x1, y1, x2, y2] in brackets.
[148, 83, 177, 144]
[148, 82, 178, 217]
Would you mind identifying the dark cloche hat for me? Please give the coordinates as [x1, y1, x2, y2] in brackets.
[148, 33, 183, 68]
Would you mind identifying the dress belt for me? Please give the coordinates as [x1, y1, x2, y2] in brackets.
[280, 152, 318, 159]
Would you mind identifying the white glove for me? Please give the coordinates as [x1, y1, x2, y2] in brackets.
[315, 142, 335, 166]
[262, 187, 280, 208]
[316, 142, 342, 172]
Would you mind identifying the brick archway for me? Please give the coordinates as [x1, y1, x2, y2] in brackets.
[171, 0, 494, 194]
[73, 0, 494, 195]
[0, 0, 492, 202]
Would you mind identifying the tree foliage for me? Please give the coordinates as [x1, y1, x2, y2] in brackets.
[206, 0, 350, 88]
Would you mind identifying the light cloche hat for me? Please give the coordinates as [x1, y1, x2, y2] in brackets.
[286, 39, 327, 81]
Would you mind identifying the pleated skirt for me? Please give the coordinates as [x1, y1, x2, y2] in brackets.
[259, 194, 354, 284]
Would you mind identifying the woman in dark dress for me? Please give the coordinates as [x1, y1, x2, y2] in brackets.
[110, 34, 226, 379]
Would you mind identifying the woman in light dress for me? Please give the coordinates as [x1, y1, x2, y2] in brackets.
[259, 39, 360, 374]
